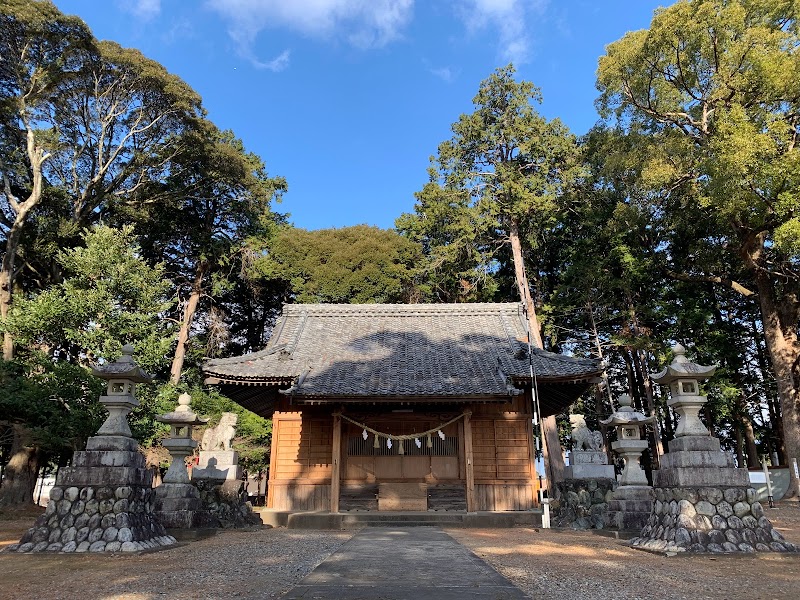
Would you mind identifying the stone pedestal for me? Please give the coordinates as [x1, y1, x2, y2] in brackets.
[630, 435, 789, 552]
[195, 480, 262, 528]
[564, 450, 616, 479]
[607, 486, 654, 531]
[9, 434, 175, 553]
[553, 477, 616, 530]
[193, 450, 242, 482]
[557, 422, 616, 529]
[154, 483, 218, 529]
[654, 436, 749, 487]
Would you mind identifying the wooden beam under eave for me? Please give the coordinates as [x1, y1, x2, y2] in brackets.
[331, 411, 342, 513]
[463, 409, 475, 512]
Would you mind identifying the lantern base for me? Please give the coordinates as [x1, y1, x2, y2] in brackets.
[631, 486, 798, 554]
[7, 445, 175, 553]
[86, 435, 138, 452]
[607, 486, 653, 531]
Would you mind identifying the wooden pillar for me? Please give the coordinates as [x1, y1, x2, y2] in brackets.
[267, 414, 280, 509]
[463, 409, 475, 512]
[526, 409, 540, 508]
[331, 411, 342, 513]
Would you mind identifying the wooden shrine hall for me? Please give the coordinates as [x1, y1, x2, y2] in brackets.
[203, 303, 602, 513]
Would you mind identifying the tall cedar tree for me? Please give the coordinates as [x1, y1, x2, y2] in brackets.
[397, 65, 583, 488]
[597, 0, 800, 496]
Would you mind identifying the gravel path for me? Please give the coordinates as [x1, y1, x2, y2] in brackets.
[447, 501, 800, 600]
[1, 523, 352, 599]
[1, 502, 799, 600]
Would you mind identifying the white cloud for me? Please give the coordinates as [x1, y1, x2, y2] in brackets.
[257, 49, 291, 72]
[429, 65, 457, 83]
[206, 0, 414, 66]
[458, 0, 548, 64]
[119, 0, 162, 21]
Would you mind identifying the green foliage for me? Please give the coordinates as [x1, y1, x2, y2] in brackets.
[6, 225, 174, 371]
[588, 0, 800, 465]
[597, 0, 800, 265]
[0, 356, 104, 457]
[255, 224, 423, 304]
[398, 64, 582, 304]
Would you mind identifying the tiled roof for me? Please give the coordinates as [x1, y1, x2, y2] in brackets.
[203, 303, 601, 399]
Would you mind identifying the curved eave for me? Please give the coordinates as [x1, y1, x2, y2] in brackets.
[204, 375, 295, 386]
[511, 374, 603, 385]
[286, 393, 521, 404]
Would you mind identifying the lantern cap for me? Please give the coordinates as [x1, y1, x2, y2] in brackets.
[157, 392, 208, 426]
[92, 344, 153, 383]
[650, 342, 716, 385]
[600, 393, 655, 426]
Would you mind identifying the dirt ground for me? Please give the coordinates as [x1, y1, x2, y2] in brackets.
[1, 502, 799, 600]
[449, 501, 800, 600]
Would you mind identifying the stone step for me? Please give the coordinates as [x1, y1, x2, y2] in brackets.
[268, 510, 543, 529]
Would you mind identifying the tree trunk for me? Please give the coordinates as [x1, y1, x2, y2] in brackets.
[540, 415, 564, 497]
[1, 209, 31, 361]
[168, 262, 207, 385]
[587, 303, 612, 460]
[0, 268, 14, 360]
[0, 424, 41, 507]
[734, 384, 760, 468]
[508, 218, 564, 492]
[508, 219, 542, 348]
[751, 316, 786, 462]
[753, 270, 800, 498]
[735, 427, 745, 469]
[1, 124, 49, 360]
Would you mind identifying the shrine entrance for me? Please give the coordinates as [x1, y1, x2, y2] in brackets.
[340, 417, 464, 511]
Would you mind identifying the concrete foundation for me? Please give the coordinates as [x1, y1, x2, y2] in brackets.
[255, 509, 542, 529]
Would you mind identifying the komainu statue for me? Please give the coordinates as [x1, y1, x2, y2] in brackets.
[201, 412, 238, 451]
[569, 414, 603, 451]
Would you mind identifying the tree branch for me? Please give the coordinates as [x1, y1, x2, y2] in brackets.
[664, 269, 756, 297]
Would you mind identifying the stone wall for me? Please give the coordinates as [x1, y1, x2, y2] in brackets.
[632, 486, 798, 553]
[552, 478, 616, 529]
[10, 484, 175, 553]
[196, 480, 261, 528]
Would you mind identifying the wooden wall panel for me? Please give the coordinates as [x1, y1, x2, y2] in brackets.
[470, 410, 535, 510]
[270, 484, 331, 511]
[474, 484, 534, 511]
[269, 412, 333, 500]
[472, 417, 532, 482]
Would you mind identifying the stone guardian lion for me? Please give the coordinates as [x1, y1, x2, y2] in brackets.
[201, 412, 238, 451]
[569, 414, 603, 451]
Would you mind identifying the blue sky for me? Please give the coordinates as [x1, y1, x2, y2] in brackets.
[52, 1, 667, 230]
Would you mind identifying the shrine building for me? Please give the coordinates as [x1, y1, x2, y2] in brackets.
[203, 303, 602, 513]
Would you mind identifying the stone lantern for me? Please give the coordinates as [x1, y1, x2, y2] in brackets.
[601, 393, 655, 487]
[153, 393, 215, 528]
[651, 342, 715, 438]
[157, 393, 207, 485]
[600, 393, 655, 531]
[7, 343, 176, 553]
[90, 343, 152, 450]
[629, 342, 798, 554]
